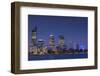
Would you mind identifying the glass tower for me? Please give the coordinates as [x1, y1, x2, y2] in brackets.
[32, 26, 37, 46]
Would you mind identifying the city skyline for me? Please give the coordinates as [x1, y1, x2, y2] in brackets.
[28, 15, 88, 49]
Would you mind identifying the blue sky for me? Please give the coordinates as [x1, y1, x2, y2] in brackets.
[28, 15, 88, 49]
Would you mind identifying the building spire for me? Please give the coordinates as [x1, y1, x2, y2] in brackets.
[32, 26, 37, 46]
[32, 26, 37, 32]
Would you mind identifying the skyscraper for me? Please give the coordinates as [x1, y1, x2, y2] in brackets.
[32, 26, 37, 46]
[57, 35, 67, 53]
[58, 35, 65, 46]
[49, 35, 55, 46]
[48, 35, 57, 54]
[37, 39, 44, 48]
[37, 39, 48, 55]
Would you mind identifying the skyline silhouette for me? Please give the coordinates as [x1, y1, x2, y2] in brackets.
[28, 15, 88, 49]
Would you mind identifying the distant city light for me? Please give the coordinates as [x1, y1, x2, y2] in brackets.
[80, 45, 85, 50]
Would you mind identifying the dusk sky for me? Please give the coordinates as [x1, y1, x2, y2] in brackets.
[28, 15, 88, 49]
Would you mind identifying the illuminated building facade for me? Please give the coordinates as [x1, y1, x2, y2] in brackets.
[49, 35, 55, 46]
[32, 26, 37, 46]
[58, 35, 64, 45]
[48, 35, 58, 54]
[29, 26, 87, 55]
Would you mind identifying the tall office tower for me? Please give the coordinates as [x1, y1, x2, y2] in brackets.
[49, 35, 55, 46]
[49, 35, 57, 54]
[32, 26, 37, 46]
[57, 35, 67, 53]
[58, 35, 65, 46]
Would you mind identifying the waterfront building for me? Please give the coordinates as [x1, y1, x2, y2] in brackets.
[49, 35, 58, 54]
[57, 35, 67, 53]
[58, 35, 65, 46]
[37, 39, 44, 48]
[29, 46, 38, 55]
[32, 26, 37, 46]
[37, 39, 48, 55]
[49, 35, 55, 46]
